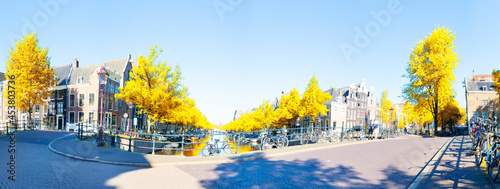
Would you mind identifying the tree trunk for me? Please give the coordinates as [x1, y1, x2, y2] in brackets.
[147, 118, 151, 133]
[434, 105, 438, 136]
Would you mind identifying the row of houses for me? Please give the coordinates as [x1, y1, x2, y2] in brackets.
[0, 55, 148, 131]
[234, 79, 383, 131]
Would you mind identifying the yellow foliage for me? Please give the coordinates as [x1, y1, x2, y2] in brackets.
[299, 76, 332, 122]
[115, 44, 212, 131]
[378, 90, 395, 125]
[402, 26, 459, 134]
[4, 32, 56, 121]
[222, 76, 331, 132]
[493, 69, 500, 105]
[273, 88, 301, 127]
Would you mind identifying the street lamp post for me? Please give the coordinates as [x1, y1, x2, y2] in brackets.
[52, 109, 56, 130]
[127, 101, 132, 133]
[389, 107, 394, 131]
[97, 66, 108, 147]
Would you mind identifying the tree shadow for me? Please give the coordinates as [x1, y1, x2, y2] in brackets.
[197, 157, 417, 189]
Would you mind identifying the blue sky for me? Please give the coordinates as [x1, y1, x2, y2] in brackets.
[1, 1, 499, 125]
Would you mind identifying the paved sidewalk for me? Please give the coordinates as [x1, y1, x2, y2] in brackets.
[411, 135, 493, 188]
[48, 133, 401, 168]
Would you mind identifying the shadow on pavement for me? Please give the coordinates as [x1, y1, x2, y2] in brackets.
[415, 135, 491, 188]
[198, 157, 415, 188]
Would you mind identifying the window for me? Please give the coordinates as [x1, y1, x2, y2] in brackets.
[77, 77, 83, 84]
[88, 112, 94, 123]
[110, 84, 114, 94]
[57, 103, 63, 114]
[35, 105, 40, 113]
[78, 112, 84, 123]
[89, 93, 95, 106]
[58, 90, 64, 99]
[109, 97, 113, 110]
[472, 111, 478, 118]
[69, 112, 75, 124]
[483, 111, 489, 119]
[112, 114, 117, 126]
[69, 94, 75, 107]
[79, 94, 85, 107]
[114, 99, 118, 111]
[115, 85, 119, 94]
[482, 100, 489, 106]
[103, 95, 107, 109]
[49, 104, 56, 113]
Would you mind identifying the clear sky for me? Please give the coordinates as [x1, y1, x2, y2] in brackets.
[1, 1, 499, 125]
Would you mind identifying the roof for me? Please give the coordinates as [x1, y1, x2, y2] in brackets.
[323, 88, 341, 101]
[68, 58, 129, 85]
[467, 81, 495, 92]
[54, 64, 72, 86]
[470, 75, 493, 82]
[0, 72, 5, 81]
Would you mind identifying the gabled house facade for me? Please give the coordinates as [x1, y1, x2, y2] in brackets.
[466, 74, 498, 121]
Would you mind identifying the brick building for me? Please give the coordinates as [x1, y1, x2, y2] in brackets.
[466, 74, 498, 121]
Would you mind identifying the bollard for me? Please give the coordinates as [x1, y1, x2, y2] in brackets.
[236, 132, 241, 154]
[341, 122, 344, 142]
[181, 130, 185, 156]
[300, 126, 303, 145]
[152, 132, 156, 155]
[128, 130, 132, 152]
[260, 129, 264, 151]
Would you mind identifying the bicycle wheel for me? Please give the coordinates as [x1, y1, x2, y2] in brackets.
[301, 134, 309, 145]
[491, 156, 500, 182]
[346, 132, 352, 141]
[329, 132, 339, 142]
[277, 135, 289, 148]
[311, 133, 318, 143]
[262, 137, 272, 150]
[201, 144, 214, 156]
[223, 143, 235, 155]
[358, 132, 365, 141]
[476, 141, 485, 166]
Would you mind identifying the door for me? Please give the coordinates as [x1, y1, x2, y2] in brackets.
[57, 116, 63, 130]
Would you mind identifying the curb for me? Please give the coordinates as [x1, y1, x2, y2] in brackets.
[47, 133, 151, 168]
[407, 136, 456, 189]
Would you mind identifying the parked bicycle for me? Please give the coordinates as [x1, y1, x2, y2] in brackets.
[262, 130, 289, 150]
[201, 139, 236, 156]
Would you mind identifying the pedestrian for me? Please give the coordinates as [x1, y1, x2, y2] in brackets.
[368, 120, 374, 140]
[373, 120, 379, 140]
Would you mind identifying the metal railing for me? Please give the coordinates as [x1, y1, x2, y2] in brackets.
[0, 120, 402, 157]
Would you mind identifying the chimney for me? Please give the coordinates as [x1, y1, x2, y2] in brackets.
[73, 58, 79, 68]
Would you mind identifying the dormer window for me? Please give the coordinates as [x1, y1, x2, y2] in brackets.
[77, 77, 84, 84]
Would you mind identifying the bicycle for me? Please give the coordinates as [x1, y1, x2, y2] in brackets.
[201, 139, 236, 156]
[355, 130, 366, 141]
[262, 130, 289, 150]
[325, 130, 340, 142]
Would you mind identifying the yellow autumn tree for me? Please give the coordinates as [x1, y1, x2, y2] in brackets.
[4, 32, 56, 126]
[438, 99, 464, 131]
[116, 45, 191, 132]
[400, 101, 416, 130]
[493, 69, 500, 105]
[378, 89, 395, 128]
[299, 76, 332, 125]
[274, 88, 301, 127]
[402, 26, 459, 135]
